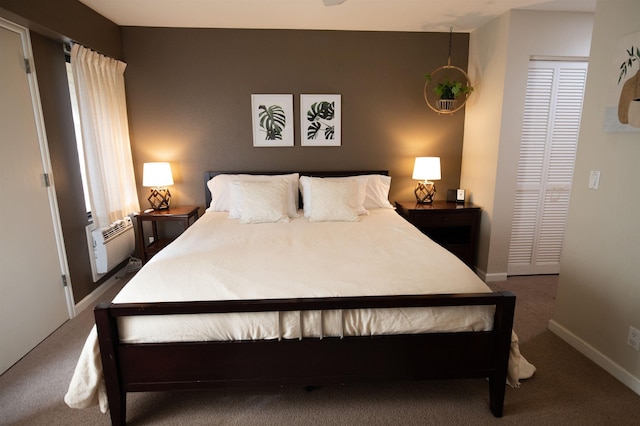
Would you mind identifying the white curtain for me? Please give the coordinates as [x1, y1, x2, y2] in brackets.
[70, 44, 140, 228]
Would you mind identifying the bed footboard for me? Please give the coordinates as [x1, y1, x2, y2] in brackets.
[95, 292, 515, 426]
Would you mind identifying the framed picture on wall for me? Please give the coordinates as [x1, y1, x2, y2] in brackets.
[603, 31, 640, 132]
[300, 94, 341, 146]
[251, 94, 294, 147]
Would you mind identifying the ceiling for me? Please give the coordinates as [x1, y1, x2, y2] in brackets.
[78, 0, 596, 33]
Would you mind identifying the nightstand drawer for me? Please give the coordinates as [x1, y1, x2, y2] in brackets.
[410, 212, 474, 227]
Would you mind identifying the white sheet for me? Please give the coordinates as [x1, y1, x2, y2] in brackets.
[65, 209, 531, 413]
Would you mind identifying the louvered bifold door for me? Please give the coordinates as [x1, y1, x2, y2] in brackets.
[508, 61, 588, 276]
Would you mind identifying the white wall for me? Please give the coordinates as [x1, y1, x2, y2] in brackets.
[461, 12, 510, 280]
[550, 0, 640, 395]
[462, 10, 594, 280]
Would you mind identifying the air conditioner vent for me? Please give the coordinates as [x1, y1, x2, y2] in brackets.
[100, 218, 132, 242]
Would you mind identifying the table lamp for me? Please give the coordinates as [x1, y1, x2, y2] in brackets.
[143, 162, 174, 210]
[412, 157, 441, 203]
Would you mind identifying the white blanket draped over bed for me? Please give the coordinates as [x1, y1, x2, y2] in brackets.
[65, 209, 534, 413]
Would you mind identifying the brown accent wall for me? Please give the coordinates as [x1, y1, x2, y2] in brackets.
[122, 28, 469, 209]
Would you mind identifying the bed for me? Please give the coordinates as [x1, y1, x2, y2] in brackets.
[65, 171, 528, 425]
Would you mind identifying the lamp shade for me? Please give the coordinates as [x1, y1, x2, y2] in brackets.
[142, 162, 174, 187]
[412, 157, 441, 181]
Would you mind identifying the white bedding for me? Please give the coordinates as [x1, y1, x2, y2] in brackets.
[65, 208, 533, 412]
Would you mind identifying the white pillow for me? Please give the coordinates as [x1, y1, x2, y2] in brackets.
[206, 174, 235, 212]
[206, 173, 299, 217]
[229, 180, 293, 219]
[308, 178, 359, 222]
[299, 175, 368, 217]
[362, 174, 394, 209]
[238, 180, 290, 224]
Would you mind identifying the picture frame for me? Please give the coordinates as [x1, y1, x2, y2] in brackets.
[603, 31, 640, 133]
[300, 94, 341, 146]
[251, 94, 294, 147]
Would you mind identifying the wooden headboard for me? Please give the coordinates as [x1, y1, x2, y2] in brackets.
[203, 170, 389, 210]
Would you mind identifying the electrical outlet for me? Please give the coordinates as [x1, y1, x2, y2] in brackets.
[148, 236, 155, 244]
[627, 326, 640, 351]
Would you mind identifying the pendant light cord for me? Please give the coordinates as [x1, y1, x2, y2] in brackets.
[447, 26, 453, 66]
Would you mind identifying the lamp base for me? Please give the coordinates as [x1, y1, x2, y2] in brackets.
[148, 188, 171, 210]
[414, 181, 436, 204]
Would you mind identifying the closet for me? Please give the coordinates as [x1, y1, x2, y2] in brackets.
[508, 60, 588, 276]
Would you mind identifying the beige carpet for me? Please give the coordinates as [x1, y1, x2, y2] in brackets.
[1, 274, 639, 425]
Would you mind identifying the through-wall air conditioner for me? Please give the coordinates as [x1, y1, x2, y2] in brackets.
[87, 217, 135, 282]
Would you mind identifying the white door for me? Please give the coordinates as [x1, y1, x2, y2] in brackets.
[0, 19, 72, 374]
[508, 60, 588, 276]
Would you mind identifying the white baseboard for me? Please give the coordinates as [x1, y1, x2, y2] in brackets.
[73, 267, 125, 316]
[474, 267, 508, 282]
[548, 319, 640, 396]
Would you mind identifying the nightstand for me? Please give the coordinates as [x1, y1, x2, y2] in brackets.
[395, 200, 481, 267]
[136, 206, 199, 263]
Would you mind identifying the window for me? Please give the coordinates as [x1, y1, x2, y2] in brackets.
[65, 60, 92, 221]
[67, 44, 140, 227]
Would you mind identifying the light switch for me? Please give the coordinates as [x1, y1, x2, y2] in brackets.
[588, 170, 600, 189]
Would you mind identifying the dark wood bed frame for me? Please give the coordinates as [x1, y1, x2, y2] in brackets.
[94, 171, 516, 426]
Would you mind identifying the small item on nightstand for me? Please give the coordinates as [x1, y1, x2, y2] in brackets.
[448, 189, 466, 203]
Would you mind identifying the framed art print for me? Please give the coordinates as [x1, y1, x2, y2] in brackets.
[251, 94, 294, 147]
[300, 94, 341, 146]
[603, 31, 640, 132]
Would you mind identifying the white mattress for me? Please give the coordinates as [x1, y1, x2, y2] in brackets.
[65, 208, 525, 413]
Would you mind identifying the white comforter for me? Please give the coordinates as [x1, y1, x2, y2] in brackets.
[65, 209, 533, 412]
